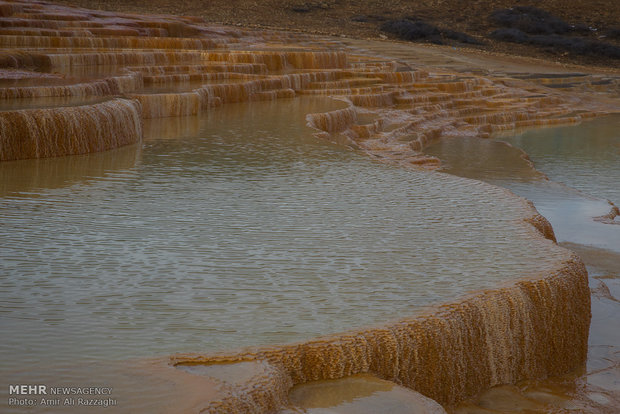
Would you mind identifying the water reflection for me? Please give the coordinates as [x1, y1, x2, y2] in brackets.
[504, 117, 620, 205]
[425, 115, 620, 413]
[0, 143, 141, 197]
[0, 98, 565, 398]
[426, 117, 620, 249]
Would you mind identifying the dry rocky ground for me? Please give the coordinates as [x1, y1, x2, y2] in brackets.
[57, 0, 620, 67]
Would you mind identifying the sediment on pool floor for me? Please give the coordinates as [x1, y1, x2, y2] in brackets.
[283, 374, 448, 414]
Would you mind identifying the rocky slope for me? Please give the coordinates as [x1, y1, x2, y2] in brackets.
[57, 0, 620, 67]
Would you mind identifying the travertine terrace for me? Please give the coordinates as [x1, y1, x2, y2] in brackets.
[2, 0, 617, 164]
[175, 252, 590, 412]
[0, 0, 616, 412]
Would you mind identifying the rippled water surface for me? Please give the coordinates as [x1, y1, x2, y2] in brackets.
[426, 116, 620, 249]
[425, 115, 620, 413]
[0, 98, 565, 397]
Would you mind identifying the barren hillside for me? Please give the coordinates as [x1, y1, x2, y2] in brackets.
[56, 0, 620, 67]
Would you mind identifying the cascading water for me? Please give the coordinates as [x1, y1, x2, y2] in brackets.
[0, 98, 141, 160]
[0, 0, 610, 161]
[176, 252, 590, 412]
[1, 0, 618, 413]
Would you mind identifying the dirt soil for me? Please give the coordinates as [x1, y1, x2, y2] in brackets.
[56, 0, 620, 67]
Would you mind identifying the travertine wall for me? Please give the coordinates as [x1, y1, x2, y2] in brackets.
[175, 215, 591, 412]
